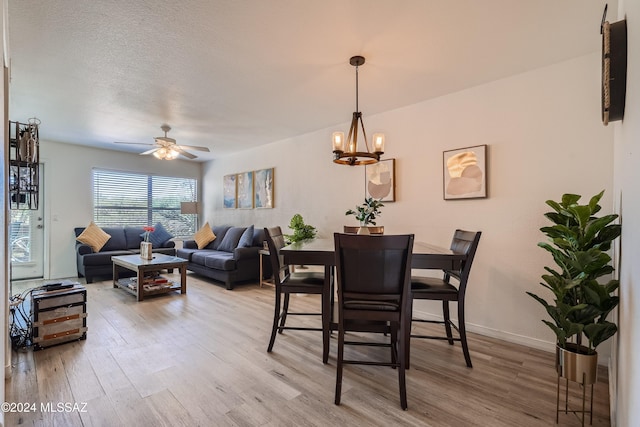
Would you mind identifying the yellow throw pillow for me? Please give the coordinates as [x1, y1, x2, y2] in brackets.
[194, 222, 216, 249]
[76, 221, 111, 252]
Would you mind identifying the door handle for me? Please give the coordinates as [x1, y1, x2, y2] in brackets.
[37, 224, 43, 229]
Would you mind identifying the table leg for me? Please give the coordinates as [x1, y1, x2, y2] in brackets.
[322, 265, 332, 364]
[259, 253, 264, 288]
[180, 264, 187, 294]
[137, 268, 144, 302]
[113, 263, 118, 288]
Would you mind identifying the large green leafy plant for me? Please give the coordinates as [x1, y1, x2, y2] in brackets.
[345, 197, 384, 225]
[284, 214, 317, 243]
[527, 191, 620, 354]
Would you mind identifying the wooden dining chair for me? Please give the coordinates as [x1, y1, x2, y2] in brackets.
[264, 227, 331, 363]
[333, 232, 414, 410]
[407, 229, 481, 368]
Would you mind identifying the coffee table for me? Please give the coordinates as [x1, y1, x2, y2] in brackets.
[111, 253, 188, 301]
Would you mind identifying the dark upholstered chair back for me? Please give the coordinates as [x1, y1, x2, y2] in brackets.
[264, 226, 288, 285]
[446, 230, 482, 293]
[334, 233, 414, 310]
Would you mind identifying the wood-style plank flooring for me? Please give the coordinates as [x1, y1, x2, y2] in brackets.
[6, 273, 610, 426]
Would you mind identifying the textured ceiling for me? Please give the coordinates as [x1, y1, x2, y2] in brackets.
[8, 0, 612, 162]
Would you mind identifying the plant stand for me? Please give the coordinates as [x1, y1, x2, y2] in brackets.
[555, 344, 597, 426]
[556, 372, 593, 426]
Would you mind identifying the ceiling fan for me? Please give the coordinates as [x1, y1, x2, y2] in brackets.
[115, 124, 210, 160]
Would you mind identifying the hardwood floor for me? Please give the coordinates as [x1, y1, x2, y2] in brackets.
[7, 274, 610, 426]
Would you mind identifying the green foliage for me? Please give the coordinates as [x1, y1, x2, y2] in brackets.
[345, 197, 384, 225]
[527, 190, 620, 354]
[284, 214, 317, 243]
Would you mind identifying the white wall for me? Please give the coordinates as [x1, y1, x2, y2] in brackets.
[202, 53, 615, 358]
[1, 1, 8, 421]
[39, 141, 201, 279]
[613, 1, 639, 425]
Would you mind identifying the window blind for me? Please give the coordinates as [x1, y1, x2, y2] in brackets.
[92, 169, 197, 237]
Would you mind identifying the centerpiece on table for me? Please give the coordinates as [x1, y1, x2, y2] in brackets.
[345, 197, 384, 235]
[284, 214, 317, 243]
[141, 226, 155, 259]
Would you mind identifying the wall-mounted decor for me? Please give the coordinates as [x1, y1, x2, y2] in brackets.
[365, 158, 395, 202]
[237, 171, 254, 209]
[9, 119, 40, 210]
[254, 168, 274, 208]
[600, 5, 627, 125]
[223, 174, 237, 208]
[443, 145, 487, 200]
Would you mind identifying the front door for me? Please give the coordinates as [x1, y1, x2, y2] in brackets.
[10, 166, 44, 280]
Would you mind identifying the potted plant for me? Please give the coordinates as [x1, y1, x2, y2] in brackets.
[284, 213, 317, 243]
[527, 190, 620, 385]
[345, 197, 384, 234]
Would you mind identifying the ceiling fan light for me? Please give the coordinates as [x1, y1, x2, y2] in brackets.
[153, 148, 165, 159]
[166, 149, 179, 160]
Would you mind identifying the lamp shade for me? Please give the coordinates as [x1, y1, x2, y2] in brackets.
[180, 201, 198, 214]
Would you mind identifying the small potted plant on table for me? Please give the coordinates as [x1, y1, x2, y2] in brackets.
[345, 197, 384, 235]
[284, 214, 317, 243]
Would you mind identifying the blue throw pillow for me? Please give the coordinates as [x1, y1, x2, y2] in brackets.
[238, 225, 254, 248]
[217, 226, 247, 252]
[141, 223, 174, 247]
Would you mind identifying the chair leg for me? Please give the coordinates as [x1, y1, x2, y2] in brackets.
[278, 293, 290, 333]
[335, 325, 345, 405]
[390, 321, 398, 367]
[268, 289, 282, 352]
[405, 298, 413, 369]
[398, 321, 408, 410]
[458, 300, 472, 368]
[443, 301, 454, 345]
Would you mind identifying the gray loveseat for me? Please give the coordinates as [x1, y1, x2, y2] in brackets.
[177, 225, 268, 290]
[74, 226, 176, 283]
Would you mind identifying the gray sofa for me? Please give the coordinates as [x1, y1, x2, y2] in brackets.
[177, 225, 268, 290]
[74, 226, 176, 283]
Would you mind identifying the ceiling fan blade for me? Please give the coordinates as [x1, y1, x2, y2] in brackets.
[155, 136, 176, 144]
[173, 146, 197, 159]
[176, 144, 210, 152]
[114, 141, 156, 146]
[140, 147, 160, 155]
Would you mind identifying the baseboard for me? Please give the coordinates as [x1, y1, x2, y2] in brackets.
[608, 358, 617, 426]
[411, 309, 607, 364]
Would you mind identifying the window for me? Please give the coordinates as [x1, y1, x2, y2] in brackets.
[92, 169, 197, 237]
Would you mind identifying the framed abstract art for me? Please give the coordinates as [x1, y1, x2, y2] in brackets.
[443, 144, 487, 200]
[254, 168, 274, 208]
[236, 171, 254, 209]
[365, 158, 395, 202]
[223, 174, 237, 208]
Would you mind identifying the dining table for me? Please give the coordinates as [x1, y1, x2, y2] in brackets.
[279, 236, 467, 365]
[280, 237, 465, 271]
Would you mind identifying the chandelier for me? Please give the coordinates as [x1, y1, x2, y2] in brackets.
[332, 56, 385, 166]
[153, 147, 179, 160]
